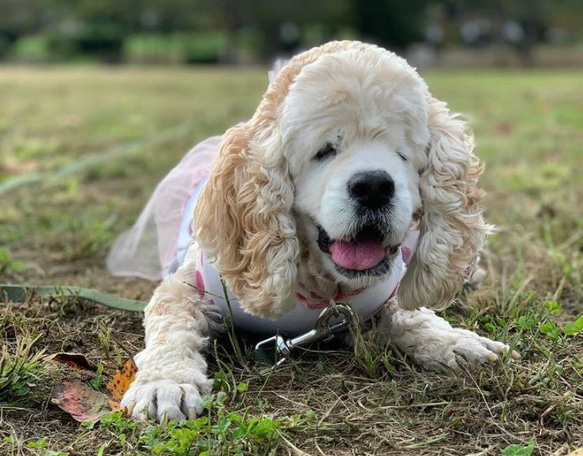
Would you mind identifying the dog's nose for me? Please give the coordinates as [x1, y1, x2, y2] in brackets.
[348, 171, 394, 209]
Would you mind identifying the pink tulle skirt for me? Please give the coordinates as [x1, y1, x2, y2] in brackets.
[107, 60, 289, 281]
[106, 136, 222, 281]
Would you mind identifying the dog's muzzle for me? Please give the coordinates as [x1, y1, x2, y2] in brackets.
[317, 224, 399, 278]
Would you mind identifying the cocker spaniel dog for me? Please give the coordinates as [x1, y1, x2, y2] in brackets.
[109, 41, 518, 422]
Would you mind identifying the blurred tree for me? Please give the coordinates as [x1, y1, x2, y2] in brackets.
[243, 0, 353, 59]
[2, 0, 583, 63]
[0, 0, 46, 58]
[450, 0, 583, 66]
[35, 0, 224, 61]
[352, 0, 430, 49]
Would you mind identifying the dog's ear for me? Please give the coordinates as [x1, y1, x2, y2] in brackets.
[194, 120, 299, 319]
[398, 97, 493, 310]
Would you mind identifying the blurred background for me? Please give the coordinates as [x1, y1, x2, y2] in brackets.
[0, 3, 582, 454]
[1, 0, 583, 68]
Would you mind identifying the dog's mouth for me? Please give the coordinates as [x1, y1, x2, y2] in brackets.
[317, 224, 399, 277]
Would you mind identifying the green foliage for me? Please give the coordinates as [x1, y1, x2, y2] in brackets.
[89, 363, 106, 391]
[544, 300, 562, 314]
[502, 439, 535, 456]
[0, 35, 14, 59]
[123, 32, 228, 64]
[353, 0, 426, 47]
[0, 331, 44, 399]
[0, 246, 24, 276]
[26, 438, 69, 456]
[10, 34, 51, 62]
[564, 316, 583, 336]
[539, 321, 561, 340]
[101, 388, 281, 456]
[536, 301, 583, 340]
[475, 276, 582, 342]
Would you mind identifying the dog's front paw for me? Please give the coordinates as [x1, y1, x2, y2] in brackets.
[410, 326, 520, 372]
[121, 374, 213, 422]
[388, 308, 519, 372]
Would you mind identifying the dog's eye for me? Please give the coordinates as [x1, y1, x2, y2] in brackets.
[314, 143, 337, 161]
[397, 151, 408, 162]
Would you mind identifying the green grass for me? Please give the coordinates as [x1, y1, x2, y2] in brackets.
[99, 391, 281, 455]
[0, 311, 45, 399]
[0, 65, 582, 455]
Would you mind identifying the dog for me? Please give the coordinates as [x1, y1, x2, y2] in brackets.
[112, 41, 518, 422]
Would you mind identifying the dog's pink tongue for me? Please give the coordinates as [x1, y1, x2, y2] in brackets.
[329, 239, 385, 271]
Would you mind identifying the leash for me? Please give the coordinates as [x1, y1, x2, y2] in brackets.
[0, 284, 146, 312]
[251, 302, 359, 366]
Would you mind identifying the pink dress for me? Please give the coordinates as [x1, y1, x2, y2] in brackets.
[106, 136, 221, 281]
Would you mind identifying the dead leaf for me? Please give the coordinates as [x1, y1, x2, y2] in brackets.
[51, 380, 111, 422]
[107, 359, 138, 411]
[43, 352, 97, 372]
[568, 449, 583, 456]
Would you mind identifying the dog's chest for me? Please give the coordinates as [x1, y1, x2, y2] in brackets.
[192, 243, 414, 337]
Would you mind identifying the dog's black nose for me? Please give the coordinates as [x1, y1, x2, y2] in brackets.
[348, 171, 394, 209]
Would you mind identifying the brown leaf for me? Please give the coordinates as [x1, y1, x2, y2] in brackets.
[568, 449, 583, 456]
[107, 359, 138, 411]
[51, 380, 111, 422]
[43, 352, 97, 372]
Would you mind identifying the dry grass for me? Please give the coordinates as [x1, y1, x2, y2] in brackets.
[0, 65, 582, 455]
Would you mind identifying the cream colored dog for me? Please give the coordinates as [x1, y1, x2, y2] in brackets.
[119, 41, 517, 422]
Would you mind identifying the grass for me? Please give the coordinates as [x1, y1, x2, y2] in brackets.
[0, 65, 582, 455]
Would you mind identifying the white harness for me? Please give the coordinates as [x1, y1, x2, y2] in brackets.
[168, 180, 419, 337]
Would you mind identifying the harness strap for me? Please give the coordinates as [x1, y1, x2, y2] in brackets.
[0, 284, 146, 312]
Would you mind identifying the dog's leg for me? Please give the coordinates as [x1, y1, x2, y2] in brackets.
[120, 247, 217, 422]
[378, 301, 518, 372]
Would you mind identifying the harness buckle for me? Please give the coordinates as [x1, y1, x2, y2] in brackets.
[253, 303, 358, 367]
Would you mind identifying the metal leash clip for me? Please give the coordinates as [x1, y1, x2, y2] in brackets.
[254, 303, 358, 367]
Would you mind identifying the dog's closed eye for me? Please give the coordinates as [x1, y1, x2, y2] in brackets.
[314, 143, 337, 161]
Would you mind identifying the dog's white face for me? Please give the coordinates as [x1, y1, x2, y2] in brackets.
[280, 53, 431, 287]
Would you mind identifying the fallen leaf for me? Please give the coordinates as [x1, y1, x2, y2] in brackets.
[568, 449, 583, 456]
[43, 352, 97, 372]
[107, 359, 138, 410]
[51, 380, 111, 422]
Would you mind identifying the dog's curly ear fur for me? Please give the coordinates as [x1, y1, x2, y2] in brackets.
[398, 96, 494, 311]
[194, 120, 299, 319]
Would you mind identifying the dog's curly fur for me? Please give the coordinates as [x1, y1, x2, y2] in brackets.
[120, 41, 516, 422]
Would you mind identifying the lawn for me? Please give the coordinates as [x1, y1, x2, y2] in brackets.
[0, 65, 582, 456]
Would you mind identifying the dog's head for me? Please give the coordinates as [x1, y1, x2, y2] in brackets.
[195, 41, 492, 319]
